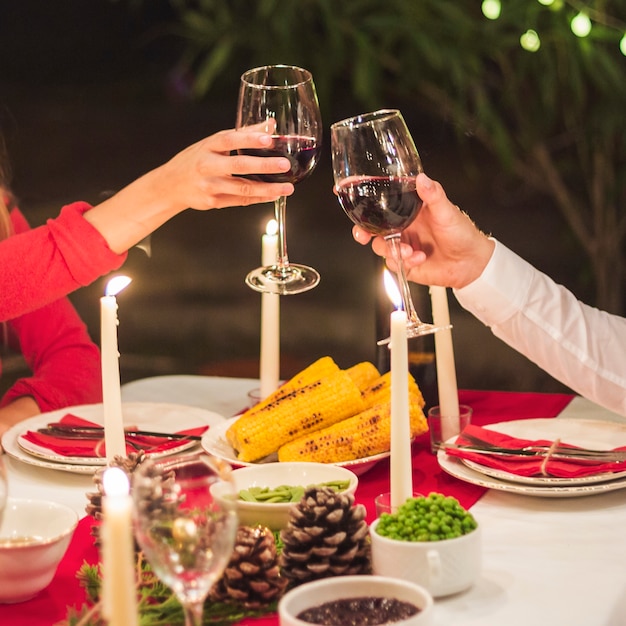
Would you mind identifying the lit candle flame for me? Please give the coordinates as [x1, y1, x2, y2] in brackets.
[265, 218, 278, 237]
[102, 466, 130, 497]
[105, 275, 132, 297]
[383, 269, 402, 310]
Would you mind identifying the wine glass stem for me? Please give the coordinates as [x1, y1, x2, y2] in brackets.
[275, 195, 289, 272]
[385, 234, 421, 325]
[183, 601, 204, 626]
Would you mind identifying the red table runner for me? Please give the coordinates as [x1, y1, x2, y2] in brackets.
[0, 389, 573, 626]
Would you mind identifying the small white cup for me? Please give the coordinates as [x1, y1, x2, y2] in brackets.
[369, 518, 481, 598]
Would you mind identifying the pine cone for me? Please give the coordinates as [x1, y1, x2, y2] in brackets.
[211, 525, 288, 608]
[130, 456, 177, 521]
[279, 486, 371, 586]
[84, 452, 149, 546]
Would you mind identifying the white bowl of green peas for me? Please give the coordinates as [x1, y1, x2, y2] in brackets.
[210, 462, 358, 530]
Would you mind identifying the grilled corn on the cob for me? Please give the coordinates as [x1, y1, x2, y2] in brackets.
[361, 371, 425, 409]
[345, 361, 381, 391]
[226, 369, 365, 462]
[277, 394, 427, 463]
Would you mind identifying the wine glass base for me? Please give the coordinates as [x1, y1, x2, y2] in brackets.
[377, 322, 452, 346]
[246, 264, 320, 295]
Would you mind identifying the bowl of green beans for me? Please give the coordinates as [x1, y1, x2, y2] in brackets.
[210, 462, 358, 530]
[369, 493, 481, 598]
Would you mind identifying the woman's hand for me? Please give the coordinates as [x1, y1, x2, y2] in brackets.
[85, 126, 295, 254]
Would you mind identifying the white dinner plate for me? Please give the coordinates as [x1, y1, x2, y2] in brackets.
[438, 418, 626, 497]
[202, 417, 390, 476]
[2, 402, 227, 474]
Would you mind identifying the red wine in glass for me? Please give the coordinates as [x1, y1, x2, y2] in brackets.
[331, 109, 448, 341]
[239, 135, 320, 184]
[336, 175, 422, 236]
[237, 64, 322, 296]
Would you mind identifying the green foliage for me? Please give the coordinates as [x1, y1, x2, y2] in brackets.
[58, 555, 275, 626]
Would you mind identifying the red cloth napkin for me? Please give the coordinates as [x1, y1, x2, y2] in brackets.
[447, 423, 626, 478]
[20, 414, 208, 458]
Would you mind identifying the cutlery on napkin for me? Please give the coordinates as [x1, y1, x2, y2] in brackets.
[443, 424, 626, 478]
[20, 414, 208, 458]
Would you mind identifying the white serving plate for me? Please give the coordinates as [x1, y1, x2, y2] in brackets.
[202, 417, 390, 476]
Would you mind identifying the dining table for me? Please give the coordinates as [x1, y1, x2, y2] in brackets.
[2, 375, 626, 626]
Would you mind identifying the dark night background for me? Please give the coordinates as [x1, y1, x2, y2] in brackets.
[0, 0, 573, 395]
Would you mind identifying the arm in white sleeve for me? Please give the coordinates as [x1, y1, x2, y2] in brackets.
[454, 239, 626, 416]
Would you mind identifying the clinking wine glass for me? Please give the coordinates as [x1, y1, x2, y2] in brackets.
[330, 109, 450, 343]
[237, 64, 322, 295]
[131, 453, 238, 626]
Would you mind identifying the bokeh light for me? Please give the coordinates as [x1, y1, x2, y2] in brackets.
[481, 0, 501, 20]
[520, 29, 541, 52]
[571, 12, 592, 37]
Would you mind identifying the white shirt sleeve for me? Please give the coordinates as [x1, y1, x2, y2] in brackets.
[454, 239, 626, 417]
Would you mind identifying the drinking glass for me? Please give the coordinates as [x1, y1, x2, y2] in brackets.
[331, 109, 449, 343]
[237, 64, 322, 295]
[132, 452, 238, 626]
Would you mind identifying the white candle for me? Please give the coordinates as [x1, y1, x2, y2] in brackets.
[101, 467, 139, 626]
[260, 219, 280, 399]
[430, 285, 460, 441]
[385, 271, 413, 509]
[101, 276, 131, 461]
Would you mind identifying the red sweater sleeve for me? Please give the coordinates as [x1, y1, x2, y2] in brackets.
[1, 207, 108, 410]
[0, 202, 127, 321]
[2, 299, 103, 411]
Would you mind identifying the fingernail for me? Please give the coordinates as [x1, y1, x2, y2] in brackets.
[419, 172, 434, 190]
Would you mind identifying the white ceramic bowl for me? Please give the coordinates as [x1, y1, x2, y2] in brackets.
[0, 498, 78, 603]
[278, 575, 434, 626]
[210, 462, 358, 530]
[370, 518, 482, 598]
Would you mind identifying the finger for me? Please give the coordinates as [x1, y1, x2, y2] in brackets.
[202, 176, 293, 203]
[228, 153, 292, 176]
[208, 127, 275, 153]
[352, 225, 373, 245]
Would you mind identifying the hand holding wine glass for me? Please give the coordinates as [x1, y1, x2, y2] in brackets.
[330, 109, 449, 343]
[237, 64, 322, 295]
[132, 453, 238, 626]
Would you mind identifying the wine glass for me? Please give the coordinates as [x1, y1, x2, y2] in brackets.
[330, 109, 449, 343]
[237, 64, 322, 295]
[131, 452, 238, 626]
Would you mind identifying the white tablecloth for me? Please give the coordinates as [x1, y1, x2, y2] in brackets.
[5, 377, 626, 626]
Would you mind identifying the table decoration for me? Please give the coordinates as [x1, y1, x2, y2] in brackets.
[429, 286, 460, 443]
[132, 453, 239, 626]
[4, 403, 219, 474]
[101, 467, 138, 625]
[260, 218, 280, 399]
[385, 270, 414, 509]
[2, 386, 590, 626]
[101, 275, 132, 461]
[446, 422, 626, 478]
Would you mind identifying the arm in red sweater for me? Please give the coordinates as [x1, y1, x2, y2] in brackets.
[1, 207, 106, 420]
[0, 203, 127, 321]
